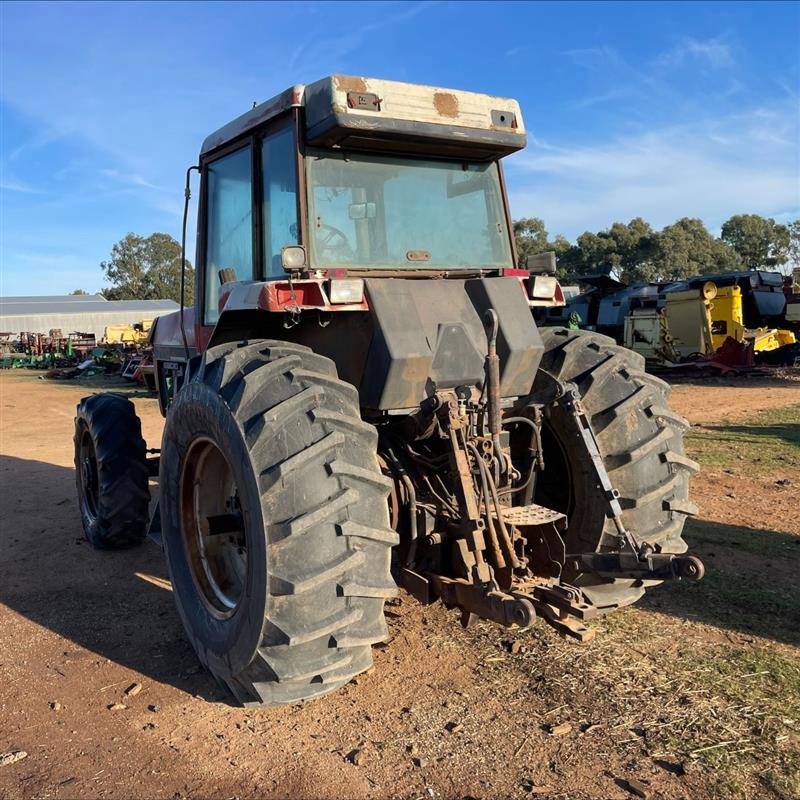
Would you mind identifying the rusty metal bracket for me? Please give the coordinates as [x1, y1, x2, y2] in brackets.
[400, 567, 432, 605]
[516, 584, 598, 642]
[502, 504, 567, 579]
[433, 575, 536, 629]
[533, 600, 595, 642]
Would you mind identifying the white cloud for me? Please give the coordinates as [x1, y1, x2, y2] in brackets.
[656, 36, 735, 69]
[6, 128, 65, 162]
[287, 1, 435, 75]
[100, 168, 160, 191]
[565, 34, 740, 112]
[0, 179, 45, 194]
[564, 46, 622, 70]
[505, 102, 800, 239]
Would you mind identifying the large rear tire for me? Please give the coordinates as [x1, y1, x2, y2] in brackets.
[530, 327, 699, 611]
[74, 393, 150, 549]
[160, 340, 397, 706]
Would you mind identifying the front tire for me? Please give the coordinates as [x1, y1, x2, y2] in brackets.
[74, 393, 150, 549]
[160, 340, 397, 706]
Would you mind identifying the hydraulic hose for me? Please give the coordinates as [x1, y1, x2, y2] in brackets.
[487, 471, 522, 570]
[467, 442, 506, 570]
[483, 309, 508, 476]
[383, 442, 419, 567]
[502, 415, 544, 505]
[502, 416, 545, 471]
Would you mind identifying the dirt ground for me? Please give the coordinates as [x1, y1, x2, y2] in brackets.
[1, 370, 798, 800]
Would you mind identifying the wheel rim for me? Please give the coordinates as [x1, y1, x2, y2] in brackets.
[179, 438, 248, 619]
[78, 427, 100, 521]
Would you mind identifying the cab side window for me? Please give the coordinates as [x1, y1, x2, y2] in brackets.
[204, 146, 253, 325]
[262, 127, 299, 278]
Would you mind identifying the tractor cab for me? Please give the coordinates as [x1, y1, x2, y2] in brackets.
[195, 76, 525, 328]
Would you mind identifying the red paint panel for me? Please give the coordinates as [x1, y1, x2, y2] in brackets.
[258, 280, 369, 312]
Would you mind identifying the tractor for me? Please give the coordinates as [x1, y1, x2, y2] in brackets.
[74, 75, 703, 707]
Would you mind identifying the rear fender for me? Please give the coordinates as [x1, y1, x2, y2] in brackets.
[149, 307, 197, 361]
[149, 309, 198, 416]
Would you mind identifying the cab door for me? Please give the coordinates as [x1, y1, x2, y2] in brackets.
[199, 142, 255, 335]
[196, 117, 302, 350]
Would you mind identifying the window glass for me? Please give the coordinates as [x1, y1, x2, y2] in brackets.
[204, 146, 253, 324]
[305, 149, 512, 270]
[262, 127, 299, 278]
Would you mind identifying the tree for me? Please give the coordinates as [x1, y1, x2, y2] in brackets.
[562, 218, 656, 282]
[516, 214, 791, 285]
[513, 217, 550, 264]
[71, 289, 89, 295]
[100, 232, 193, 304]
[513, 218, 578, 278]
[787, 219, 800, 273]
[651, 218, 741, 280]
[720, 214, 790, 271]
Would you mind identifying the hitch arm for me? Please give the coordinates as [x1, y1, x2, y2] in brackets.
[555, 381, 705, 583]
[569, 552, 705, 582]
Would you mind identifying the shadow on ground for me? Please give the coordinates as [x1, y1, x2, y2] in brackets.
[665, 372, 800, 389]
[690, 419, 800, 447]
[50, 379, 153, 399]
[0, 454, 226, 703]
[2, 453, 798, 698]
[640, 517, 800, 646]
[11, 370, 155, 399]
[720, 421, 800, 447]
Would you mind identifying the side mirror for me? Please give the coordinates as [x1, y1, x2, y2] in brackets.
[526, 251, 557, 275]
[281, 245, 307, 274]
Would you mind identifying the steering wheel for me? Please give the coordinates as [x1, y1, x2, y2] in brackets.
[316, 223, 355, 261]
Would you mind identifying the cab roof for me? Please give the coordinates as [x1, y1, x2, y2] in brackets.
[200, 75, 527, 161]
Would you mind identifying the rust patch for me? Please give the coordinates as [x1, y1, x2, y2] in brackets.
[433, 92, 459, 118]
[335, 75, 368, 93]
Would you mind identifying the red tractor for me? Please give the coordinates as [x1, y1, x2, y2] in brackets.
[74, 75, 702, 707]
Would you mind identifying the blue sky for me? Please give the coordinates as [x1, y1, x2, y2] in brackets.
[1, 0, 798, 295]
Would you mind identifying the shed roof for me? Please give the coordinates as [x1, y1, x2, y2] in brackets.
[0, 296, 179, 317]
[3, 294, 109, 304]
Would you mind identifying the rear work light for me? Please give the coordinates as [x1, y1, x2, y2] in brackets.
[328, 278, 365, 305]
